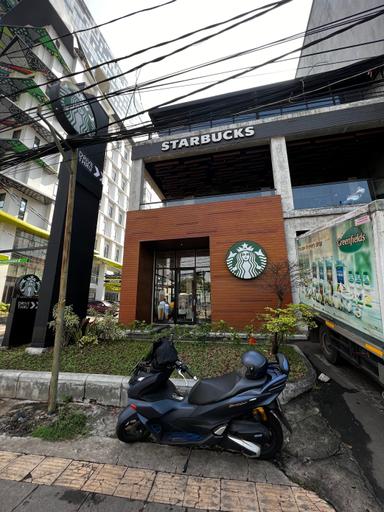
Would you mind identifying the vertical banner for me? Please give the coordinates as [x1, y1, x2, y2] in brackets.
[30, 85, 108, 347]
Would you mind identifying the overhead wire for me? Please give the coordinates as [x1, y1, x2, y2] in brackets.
[0, 0, 178, 59]
[1, 6, 384, 169]
[1, 6, 383, 136]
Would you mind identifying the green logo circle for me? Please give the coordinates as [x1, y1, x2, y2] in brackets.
[226, 241, 268, 279]
[59, 83, 96, 135]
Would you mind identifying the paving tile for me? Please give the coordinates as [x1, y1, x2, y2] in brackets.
[292, 488, 335, 512]
[0, 479, 37, 511]
[114, 467, 156, 501]
[54, 460, 101, 489]
[149, 472, 188, 506]
[12, 484, 88, 512]
[183, 476, 220, 510]
[0, 450, 20, 471]
[82, 463, 126, 495]
[24, 457, 72, 485]
[0, 453, 45, 481]
[79, 493, 145, 511]
[256, 483, 299, 512]
[220, 479, 258, 512]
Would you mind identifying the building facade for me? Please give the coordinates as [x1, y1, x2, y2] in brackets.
[0, 0, 157, 305]
[120, 56, 384, 329]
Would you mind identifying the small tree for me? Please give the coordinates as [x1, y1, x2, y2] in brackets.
[259, 303, 316, 354]
[259, 260, 304, 308]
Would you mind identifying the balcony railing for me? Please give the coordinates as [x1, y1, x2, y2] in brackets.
[292, 179, 384, 210]
[140, 189, 275, 209]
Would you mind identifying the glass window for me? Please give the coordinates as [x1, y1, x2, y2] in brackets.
[33, 136, 40, 149]
[196, 249, 210, 268]
[121, 178, 127, 191]
[118, 210, 123, 224]
[156, 251, 175, 269]
[0, 192, 5, 209]
[176, 250, 195, 268]
[18, 198, 27, 220]
[104, 243, 110, 258]
[12, 129, 21, 139]
[115, 248, 120, 262]
[112, 169, 117, 181]
[108, 203, 114, 218]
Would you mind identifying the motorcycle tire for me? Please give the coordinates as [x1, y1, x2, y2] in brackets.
[259, 413, 284, 460]
[116, 418, 149, 443]
[319, 325, 339, 364]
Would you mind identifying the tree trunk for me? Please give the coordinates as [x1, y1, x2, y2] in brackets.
[271, 333, 279, 355]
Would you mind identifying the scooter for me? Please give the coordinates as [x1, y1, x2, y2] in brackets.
[116, 334, 291, 460]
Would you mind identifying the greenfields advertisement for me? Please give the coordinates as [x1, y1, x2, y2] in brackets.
[297, 214, 384, 340]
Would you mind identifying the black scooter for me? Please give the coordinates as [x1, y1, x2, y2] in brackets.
[116, 334, 291, 459]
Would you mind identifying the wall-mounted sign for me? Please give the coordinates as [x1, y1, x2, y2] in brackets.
[0, 257, 29, 265]
[226, 241, 268, 280]
[161, 126, 255, 151]
[47, 81, 96, 136]
[16, 274, 41, 297]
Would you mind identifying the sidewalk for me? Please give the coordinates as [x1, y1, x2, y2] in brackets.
[0, 448, 334, 511]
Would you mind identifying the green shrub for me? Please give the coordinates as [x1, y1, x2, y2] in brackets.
[78, 334, 99, 348]
[32, 406, 88, 441]
[87, 313, 126, 342]
[49, 305, 82, 346]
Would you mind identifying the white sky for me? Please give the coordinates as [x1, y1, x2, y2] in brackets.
[85, 0, 313, 113]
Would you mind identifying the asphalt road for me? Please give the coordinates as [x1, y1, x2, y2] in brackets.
[295, 340, 384, 505]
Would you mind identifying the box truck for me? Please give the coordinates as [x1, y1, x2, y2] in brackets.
[296, 200, 384, 384]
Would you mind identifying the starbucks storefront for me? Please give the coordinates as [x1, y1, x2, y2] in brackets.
[120, 194, 290, 329]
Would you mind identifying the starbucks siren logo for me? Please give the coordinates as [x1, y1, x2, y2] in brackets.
[226, 241, 267, 280]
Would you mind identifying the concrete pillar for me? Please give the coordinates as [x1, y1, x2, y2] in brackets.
[128, 159, 145, 211]
[270, 136, 294, 213]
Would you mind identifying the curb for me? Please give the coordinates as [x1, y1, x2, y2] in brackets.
[0, 346, 316, 407]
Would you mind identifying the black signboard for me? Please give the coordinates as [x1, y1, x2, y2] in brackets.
[29, 88, 108, 348]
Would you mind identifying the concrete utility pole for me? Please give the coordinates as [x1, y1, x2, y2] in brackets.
[47, 147, 78, 413]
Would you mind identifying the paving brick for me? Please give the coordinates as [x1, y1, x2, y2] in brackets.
[149, 472, 188, 506]
[24, 457, 71, 486]
[114, 467, 155, 501]
[0, 454, 45, 481]
[0, 450, 20, 471]
[256, 483, 299, 512]
[54, 460, 101, 489]
[220, 479, 258, 512]
[82, 463, 126, 495]
[292, 488, 335, 512]
[183, 476, 220, 510]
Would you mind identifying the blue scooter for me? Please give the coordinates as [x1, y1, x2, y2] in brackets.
[116, 334, 291, 460]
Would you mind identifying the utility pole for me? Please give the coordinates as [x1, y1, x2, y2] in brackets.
[37, 108, 78, 413]
[47, 147, 77, 413]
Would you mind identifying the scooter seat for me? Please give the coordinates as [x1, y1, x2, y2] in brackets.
[188, 371, 267, 405]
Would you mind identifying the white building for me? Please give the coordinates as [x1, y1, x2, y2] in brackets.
[0, 0, 157, 304]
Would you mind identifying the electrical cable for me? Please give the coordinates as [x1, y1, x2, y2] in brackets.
[0, 0, 178, 59]
[0, 0, 291, 101]
[1, 7, 382, 135]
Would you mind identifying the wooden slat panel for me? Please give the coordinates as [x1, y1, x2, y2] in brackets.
[120, 196, 290, 329]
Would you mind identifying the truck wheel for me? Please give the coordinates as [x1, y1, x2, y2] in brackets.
[319, 326, 339, 364]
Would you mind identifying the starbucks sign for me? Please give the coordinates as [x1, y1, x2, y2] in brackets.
[48, 81, 96, 136]
[226, 241, 268, 280]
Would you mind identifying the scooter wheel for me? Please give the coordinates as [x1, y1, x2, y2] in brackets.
[116, 418, 149, 443]
[259, 413, 283, 460]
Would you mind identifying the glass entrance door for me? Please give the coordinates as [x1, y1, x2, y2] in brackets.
[153, 248, 211, 324]
[176, 269, 195, 323]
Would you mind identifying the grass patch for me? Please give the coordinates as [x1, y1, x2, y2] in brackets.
[0, 339, 307, 381]
[32, 406, 88, 441]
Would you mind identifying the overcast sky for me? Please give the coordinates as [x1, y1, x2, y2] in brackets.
[85, 0, 313, 112]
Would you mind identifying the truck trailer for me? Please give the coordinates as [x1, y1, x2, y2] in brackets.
[296, 200, 384, 385]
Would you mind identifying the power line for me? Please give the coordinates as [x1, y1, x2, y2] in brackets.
[0, 0, 178, 59]
[86, 7, 384, 136]
[2, 7, 382, 136]
[0, 0, 291, 102]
